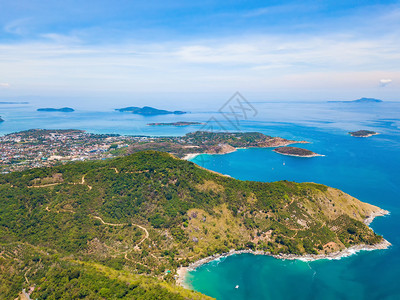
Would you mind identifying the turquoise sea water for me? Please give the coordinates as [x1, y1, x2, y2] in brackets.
[188, 109, 400, 299]
[1, 100, 400, 299]
[0, 104, 210, 136]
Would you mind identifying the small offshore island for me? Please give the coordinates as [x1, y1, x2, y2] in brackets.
[147, 121, 204, 126]
[273, 146, 322, 157]
[349, 130, 379, 137]
[37, 107, 75, 112]
[116, 106, 186, 115]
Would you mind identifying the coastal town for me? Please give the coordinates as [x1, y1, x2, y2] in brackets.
[0, 129, 141, 173]
[0, 129, 303, 173]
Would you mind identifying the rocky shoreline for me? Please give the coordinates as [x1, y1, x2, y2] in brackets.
[273, 146, 324, 158]
[272, 151, 324, 158]
[353, 133, 380, 138]
[349, 130, 380, 138]
[176, 210, 391, 288]
[364, 209, 390, 225]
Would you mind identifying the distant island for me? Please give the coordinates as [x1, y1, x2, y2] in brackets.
[37, 107, 75, 112]
[116, 106, 186, 115]
[328, 97, 383, 103]
[349, 130, 379, 137]
[147, 121, 203, 126]
[274, 146, 322, 157]
[0, 116, 4, 122]
[0, 101, 29, 104]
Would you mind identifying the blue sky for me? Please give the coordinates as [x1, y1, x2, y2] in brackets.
[0, 0, 399, 103]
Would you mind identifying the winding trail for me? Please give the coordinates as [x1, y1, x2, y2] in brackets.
[80, 174, 92, 190]
[92, 216, 126, 227]
[41, 167, 156, 267]
[44, 206, 75, 214]
[92, 216, 149, 251]
[133, 224, 150, 250]
[29, 183, 60, 188]
[30, 174, 92, 190]
[31, 167, 118, 190]
[24, 268, 31, 285]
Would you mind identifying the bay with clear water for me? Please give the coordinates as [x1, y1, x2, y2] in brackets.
[1, 100, 400, 299]
[188, 106, 400, 300]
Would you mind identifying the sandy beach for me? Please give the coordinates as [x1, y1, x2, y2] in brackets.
[182, 148, 238, 160]
[175, 267, 189, 289]
[183, 153, 202, 160]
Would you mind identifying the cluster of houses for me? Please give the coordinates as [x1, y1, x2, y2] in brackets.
[0, 129, 147, 173]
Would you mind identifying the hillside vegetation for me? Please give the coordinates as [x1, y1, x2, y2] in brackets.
[0, 151, 385, 299]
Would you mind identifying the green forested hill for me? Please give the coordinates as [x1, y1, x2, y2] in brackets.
[0, 151, 384, 299]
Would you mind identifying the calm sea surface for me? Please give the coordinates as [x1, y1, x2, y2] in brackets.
[1, 100, 399, 299]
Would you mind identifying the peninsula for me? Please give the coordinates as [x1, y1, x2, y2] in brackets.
[273, 146, 322, 157]
[37, 107, 75, 112]
[147, 121, 204, 126]
[349, 130, 379, 138]
[116, 106, 186, 115]
[0, 151, 389, 299]
[128, 131, 307, 158]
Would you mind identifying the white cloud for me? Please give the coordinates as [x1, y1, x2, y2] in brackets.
[0, 83, 10, 88]
[174, 35, 400, 73]
[0, 30, 400, 97]
[41, 33, 82, 44]
[4, 18, 32, 36]
[244, 4, 318, 18]
[379, 78, 392, 87]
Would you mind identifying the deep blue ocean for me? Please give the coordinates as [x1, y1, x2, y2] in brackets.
[1, 100, 399, 299]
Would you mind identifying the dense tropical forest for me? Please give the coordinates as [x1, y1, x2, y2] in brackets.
[0, 151, 384, 299]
